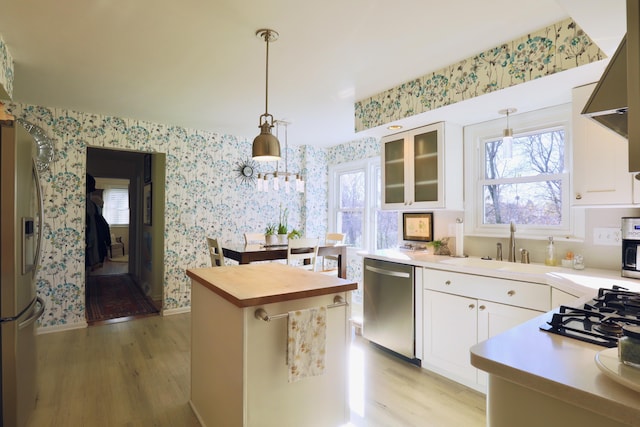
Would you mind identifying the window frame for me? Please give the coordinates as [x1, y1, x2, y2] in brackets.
[96, 178, 130, 227]
[329, 157, 399, 252]
[464, 103, 581, 240]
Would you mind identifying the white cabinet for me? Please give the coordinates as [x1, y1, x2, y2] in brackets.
[551, 287, 580, 308]
[572, 83, 636, 205]
[423, 290, 479, 385]
[476, 301, 542, 387]
[422, 269, 548, 392]
[190, 282, 350, 427]
[381, 122, 462, 210]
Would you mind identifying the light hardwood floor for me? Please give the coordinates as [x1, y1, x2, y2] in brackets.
[27, 313, 485, 427]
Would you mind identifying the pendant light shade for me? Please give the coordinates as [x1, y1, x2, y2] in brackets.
[252, 29, 281, 161]
[499, 108, 517, 158]
[252, 121, 281, 160]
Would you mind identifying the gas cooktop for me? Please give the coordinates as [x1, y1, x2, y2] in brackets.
[540, 286, 640, 348]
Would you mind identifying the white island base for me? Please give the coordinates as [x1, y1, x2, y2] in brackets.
[187, 264, 355, 427]
[486, 376, 630, 427]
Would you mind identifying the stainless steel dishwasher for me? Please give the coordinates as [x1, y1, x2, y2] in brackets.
[363, 258, 416, 360]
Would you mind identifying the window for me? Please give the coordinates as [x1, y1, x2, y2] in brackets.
[336, 169, 365, 247]
[329, 158, 398, 252]
[465, 104, 574, 238]
[96, 178, 130, 226]
[103, 187, 129, 225]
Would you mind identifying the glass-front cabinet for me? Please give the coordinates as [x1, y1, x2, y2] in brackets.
[381, 122, 462, 210]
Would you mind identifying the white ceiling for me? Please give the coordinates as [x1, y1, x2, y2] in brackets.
[0, 0, 626, 148]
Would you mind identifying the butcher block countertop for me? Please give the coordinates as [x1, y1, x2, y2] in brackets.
[186, 263, 357, 308]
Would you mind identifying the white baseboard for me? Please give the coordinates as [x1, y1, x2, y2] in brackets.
[162, 306, 191, 316]
[37, 320, 88, 334]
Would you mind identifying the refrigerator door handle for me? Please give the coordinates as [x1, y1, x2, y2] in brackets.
[33, 158, 44, 276]
[0, 297, 44, 325]
[18, 297, 45, 330]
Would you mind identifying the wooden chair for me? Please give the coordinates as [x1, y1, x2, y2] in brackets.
[286, 238, 319, 272]
[244, 232, 265, 245]
[207, 237, 225, 267]
[321, 232, 345, 274]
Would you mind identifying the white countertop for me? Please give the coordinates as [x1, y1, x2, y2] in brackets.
[359, 249, 640, 298]
[361, 249, 640, 425]
[470, 312, 640, 426]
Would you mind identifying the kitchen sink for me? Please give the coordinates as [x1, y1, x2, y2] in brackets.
[439, 257, 560, 275]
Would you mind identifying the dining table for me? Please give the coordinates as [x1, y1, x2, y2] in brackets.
[221, 242, 348, 279]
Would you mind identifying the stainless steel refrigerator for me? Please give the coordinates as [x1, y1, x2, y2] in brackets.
[0, 118, 45, 427]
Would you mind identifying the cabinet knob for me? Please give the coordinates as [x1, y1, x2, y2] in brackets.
[445, 280, 451, 286]
[575, 193, 582, 200]
[468, 304, 475, 310]
[507, 290, 515, 297]
[479, 305, 486, 311]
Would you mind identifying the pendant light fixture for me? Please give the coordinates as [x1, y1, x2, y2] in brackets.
[499, 108, 517, 158]
[252, 29, 281, 161]
[256, 120, 305, 193]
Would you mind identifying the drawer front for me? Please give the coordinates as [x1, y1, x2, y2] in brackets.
[425, 269, 550, 311]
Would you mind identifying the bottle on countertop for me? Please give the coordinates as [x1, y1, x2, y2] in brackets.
[544, 236, 557, 266]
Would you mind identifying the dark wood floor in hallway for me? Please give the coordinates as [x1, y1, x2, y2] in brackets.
[27, 313, 486, 426]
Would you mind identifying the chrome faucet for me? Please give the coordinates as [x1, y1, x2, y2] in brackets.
[508, 222, 516, 262]
[520, 248, 530, 264]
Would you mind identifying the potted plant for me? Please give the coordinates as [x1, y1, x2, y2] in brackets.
[429, 237, 451, 256]
[287, 229, 302, 239]
[277, 207, 289, 244]
[264, 224, 277, 246]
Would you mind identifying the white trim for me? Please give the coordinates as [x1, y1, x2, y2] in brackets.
[329, 157, 390, 252]
[37, 320, 88, 334]
[162, 306, 191, 316]
[464, 104, 583, 239]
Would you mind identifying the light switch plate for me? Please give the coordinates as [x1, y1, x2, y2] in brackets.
[593, 227, 622, 246]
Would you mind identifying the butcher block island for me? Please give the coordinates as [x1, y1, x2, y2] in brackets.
[186, 263, 357, 427]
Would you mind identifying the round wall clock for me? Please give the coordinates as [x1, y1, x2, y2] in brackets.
[236, 158, 258, 185]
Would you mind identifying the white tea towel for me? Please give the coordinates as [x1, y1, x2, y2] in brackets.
[287, 306, 327, 383]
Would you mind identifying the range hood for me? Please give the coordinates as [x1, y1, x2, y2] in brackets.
[582, 0, 640, 173]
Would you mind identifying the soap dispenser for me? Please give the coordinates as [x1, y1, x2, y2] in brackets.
[544, 236, 557, 266]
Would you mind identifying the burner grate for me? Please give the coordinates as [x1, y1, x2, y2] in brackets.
[540, 287, 640, 348]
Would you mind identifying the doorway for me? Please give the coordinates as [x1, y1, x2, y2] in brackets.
[85, 148, 165, 323]
[90, 177, 130, 276]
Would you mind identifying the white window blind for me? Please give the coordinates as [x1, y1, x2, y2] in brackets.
[103, 187, 129, 225]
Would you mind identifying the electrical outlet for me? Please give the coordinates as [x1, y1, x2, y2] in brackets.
[593, 227, 622, 246]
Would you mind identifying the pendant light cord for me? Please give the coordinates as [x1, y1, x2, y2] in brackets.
[264, 33, 270, 116]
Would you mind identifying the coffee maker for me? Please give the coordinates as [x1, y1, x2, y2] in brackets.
[622, 217, 640, 279]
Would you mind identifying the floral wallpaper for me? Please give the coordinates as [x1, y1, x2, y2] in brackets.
[2, 16, 604, 330]
[5, 101, 377, 331]
[5, 102, 355, 330]
[0, 33, 13, 98]
[355, 18, 605, 131]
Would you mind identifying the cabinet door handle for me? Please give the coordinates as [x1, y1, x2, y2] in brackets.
[445, 280, 451, 285]
[507, 290, 515, 297]
[575, 193, 582, 200]
[468, 304, 475, 310]
[479, 305, 486, 311]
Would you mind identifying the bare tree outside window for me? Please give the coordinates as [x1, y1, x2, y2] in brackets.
[483, 129, 565, 226]
[375, 167, 398, 249]
[337, 171, 364, 247]
[332, 161, 398, 251]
